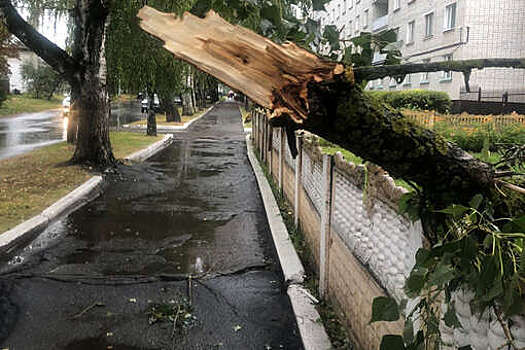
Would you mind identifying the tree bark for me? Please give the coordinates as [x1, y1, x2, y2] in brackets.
[147, 91, 157, 136]
[159, 94, 180, 122]
[353, 59, 525, 82]
[70, 0, 115, 165]
[137, 6, 525, 206]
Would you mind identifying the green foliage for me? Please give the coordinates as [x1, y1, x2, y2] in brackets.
[375, 194, 525, 349]
[434, 122, 525, 153]
[343, 30, 401, 68]
[367, 90, 451, 114]
[21, 60, 64, 100]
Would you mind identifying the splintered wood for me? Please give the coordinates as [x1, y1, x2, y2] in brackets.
[137, 6, 343, 123]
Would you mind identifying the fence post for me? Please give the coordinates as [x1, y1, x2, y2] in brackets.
[478, 87, 482, 102]
[319, 153, 334, 299]
[294, 134, 303, 228]
[279, 128, 285, 191]
[268, 126, 273, 176]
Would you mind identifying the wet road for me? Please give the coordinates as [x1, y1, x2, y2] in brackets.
[0, 101, 143, 161]
[0, 103, 303, 349]
[0, 110, 66, 160]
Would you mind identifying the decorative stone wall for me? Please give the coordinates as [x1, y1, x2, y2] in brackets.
[251, 110, 525, 350]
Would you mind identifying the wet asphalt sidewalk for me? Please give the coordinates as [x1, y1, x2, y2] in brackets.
[0, 102, 303, 349]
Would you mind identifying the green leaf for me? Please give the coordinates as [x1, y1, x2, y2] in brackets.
[312, 0, 329, 11]
[428, 263, 454, 286]
[370, 297, 400, 323]
[461, 236, 478, 261]
[443, 302, 462, 328]
[403, 319, 414, 344]
[323, 25, 340, 50]
[437, 204, 470, 218]
[502, 215, 525, 233]
[469, 194, 483, 210]
[414, 248, 430, 267]
[380, 335, 406, 350]
[404, 268, 427, 298]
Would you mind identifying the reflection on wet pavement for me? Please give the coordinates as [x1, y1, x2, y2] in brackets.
[0, 103, 303, 349]
[0, 101, 142, 160]
[0, 110, 65, 160]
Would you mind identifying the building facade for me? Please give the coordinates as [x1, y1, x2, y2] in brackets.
[7, 45, 38, 93]
[313, 0, 525, 101]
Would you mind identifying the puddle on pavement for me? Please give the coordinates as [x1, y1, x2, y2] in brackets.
[2, 119, 266, 277]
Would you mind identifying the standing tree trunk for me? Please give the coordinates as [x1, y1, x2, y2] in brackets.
[159, 94, 181, 122]
[146, 91, 157, 136]
[70, 0, 115, 165]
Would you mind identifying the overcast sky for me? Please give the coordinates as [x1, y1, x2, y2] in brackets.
[19, 8, 68, 49]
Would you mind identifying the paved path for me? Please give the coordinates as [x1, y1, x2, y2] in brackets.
[0, 102, 302, 349]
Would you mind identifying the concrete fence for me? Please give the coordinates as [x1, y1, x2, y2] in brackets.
[251, 109, 525, 350]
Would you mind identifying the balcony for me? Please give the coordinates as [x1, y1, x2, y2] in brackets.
[372, 15, 389, 32]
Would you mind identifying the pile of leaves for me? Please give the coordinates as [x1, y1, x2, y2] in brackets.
[147, 296, 198, 331]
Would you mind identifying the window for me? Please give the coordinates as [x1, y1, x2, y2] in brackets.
[404, 74, 412, 85]
[394, 0, 401, 11]
[349, 0, 353, 8]
[355, 15, 360, 32]
[363, 9, 369, 28]
[425, 12, 434, 37]
[348, 20, 353, 36]
[407, 21, 415, 43]
[343, 0, 346, 14]
[442, 54, 453, 80]
[444, 3, 457, 31]
[421, 59, 430, 82]
[389, 78, 397, 87]
[332, 9, 336, 21]
[337, 4, 341, 18]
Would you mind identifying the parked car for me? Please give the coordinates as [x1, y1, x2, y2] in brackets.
[141, 94, 160, 113]
[62, 96, 71, 116]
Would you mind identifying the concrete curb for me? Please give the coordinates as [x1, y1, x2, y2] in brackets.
[245, 134, 333, 350]
[0, 176, 103, 256]
[122, 104, 214, 131]
[0, 131, 179, 258]
[125, 134, 174, 162]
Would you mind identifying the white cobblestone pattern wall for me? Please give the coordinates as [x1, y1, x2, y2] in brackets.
[284, 133, 296, 169]
[253, 118, 525, 348]
[331, 169, 421, 301]
[440, 290, 525, 350]
[272, 128, 280, 150]
[301, 149, 323, 213]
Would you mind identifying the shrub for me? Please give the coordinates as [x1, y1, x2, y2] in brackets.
[434, 122, 525, 152]
[367, 89, 451, 113]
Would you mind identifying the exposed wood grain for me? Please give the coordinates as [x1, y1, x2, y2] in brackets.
[137, 5, 343, 123]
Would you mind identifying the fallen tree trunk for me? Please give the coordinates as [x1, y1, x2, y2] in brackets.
[137, 6, 524, 207]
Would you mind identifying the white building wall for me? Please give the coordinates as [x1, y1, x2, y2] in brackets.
[313, 0, 525, 101]
[7, 50, 37, 93]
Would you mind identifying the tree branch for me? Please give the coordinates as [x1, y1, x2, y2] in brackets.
[0, 0, 78, 80]
[353, 58, 525, 82]
[137, 7, 522, 205]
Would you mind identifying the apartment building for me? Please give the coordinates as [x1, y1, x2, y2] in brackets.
[312, 0, 525, 101]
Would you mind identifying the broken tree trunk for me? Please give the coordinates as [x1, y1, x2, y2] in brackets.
[137, 6, 524, 207]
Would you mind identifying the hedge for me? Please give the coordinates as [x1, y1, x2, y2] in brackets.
[366, 89, 451, 114]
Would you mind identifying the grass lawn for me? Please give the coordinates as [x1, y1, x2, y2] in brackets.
[240, 106, 252, 128]
[0, 131, 163, 234]
[0, 94, 63, 117]
[128, 107, 204, 127]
